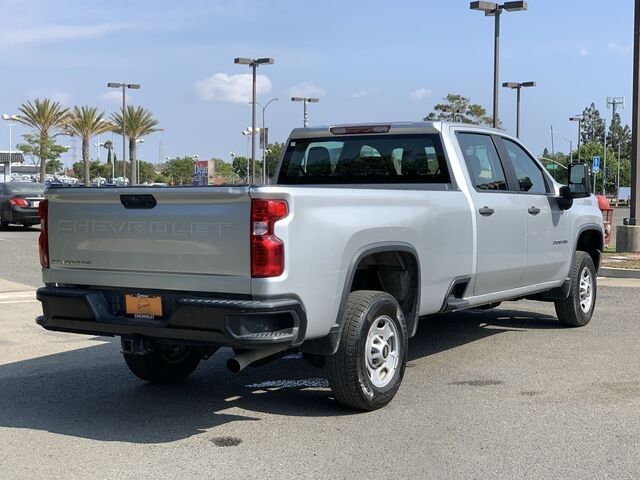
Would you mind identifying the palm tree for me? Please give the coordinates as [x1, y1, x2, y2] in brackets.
[15, 98, 70, 182]
[65, 106, 113, 185]
[111, 106, 161, 184]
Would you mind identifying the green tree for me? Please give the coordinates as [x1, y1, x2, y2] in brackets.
[580, 103, 606, 144]
[17, 132, 68, 175]
[265, 142, 284, 181]
[103, 139, 114, 164]
[138, 160, 157, 184]
[424, 93, 494, 126]
[607, 113, 631, 160]
[232, 156, 249, 182]
[111, 106, 162, 184]
[65, 106, 113, 185]
[15, 98, 70, 182]
[163, 156, 194, 185]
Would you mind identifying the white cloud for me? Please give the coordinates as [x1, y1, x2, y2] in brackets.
[0, 23, 132, 46]
[350, 88, 378, 98]
[99, 91, 125, 103]
[608, 41, 632, 55]
[579, 47, 590, 56]
[288, 82, 326, 98]
[194, 73, 272, 103]
[410, 88, 432, 100]
[25, 90, 71, 105]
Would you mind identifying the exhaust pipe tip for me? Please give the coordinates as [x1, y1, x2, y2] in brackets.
[226, 357, 242, 374]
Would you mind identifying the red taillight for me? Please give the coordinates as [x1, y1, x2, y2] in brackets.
[38, 200, 49, 268]
[251, 199, 288, 278]
[9, 197, 29, 207]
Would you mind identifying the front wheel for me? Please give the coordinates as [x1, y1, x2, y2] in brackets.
[122, 343, 203, 383]
[554, 251, 597, 327]
[326, 290, 408, 411]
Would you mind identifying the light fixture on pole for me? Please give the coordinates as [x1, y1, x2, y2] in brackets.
[502, 81, 535, 138]
[291, 97, 319, 127]
[2, 113, 18, 182]
[569, 115, 584, 161]
[234, 57, 274, 184]
[107, 82, 140, 184]
[470, 1, 528, 128]
[242, 127, 255, 183]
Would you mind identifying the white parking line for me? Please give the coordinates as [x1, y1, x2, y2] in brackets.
[0, 299, 36, 304]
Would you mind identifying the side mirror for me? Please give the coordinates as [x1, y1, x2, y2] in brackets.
[557, 163, 590, 210]
[567, 162, 590, 198]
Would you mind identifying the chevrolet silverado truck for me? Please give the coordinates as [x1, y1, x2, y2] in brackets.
[36, 122, 603, 411]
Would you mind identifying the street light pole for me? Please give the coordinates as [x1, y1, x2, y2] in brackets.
[569, 115, 583, 161]
[291, 97, 319, 127]
[502, 81, 535, 137]
[107, 82, 140, 184]
[470, 1, 528, 129]
[2, 114, 17, 182]
[234, 57, 274, 183]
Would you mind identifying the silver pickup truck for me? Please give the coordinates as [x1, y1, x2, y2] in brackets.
[36, 122, 603, 410]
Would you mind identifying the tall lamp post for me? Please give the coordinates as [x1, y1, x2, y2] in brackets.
[257, 98, 279, 184]
[107, 82, 140, 183]
[569, 115, 584, 161]
[502, 81, 535, 137]
[135, 138, 144, 183]
[470, 1, 528, 128]
[1, 113, 18, 182]
[291, 97, 319, 127]
[234, 57, 274, 184]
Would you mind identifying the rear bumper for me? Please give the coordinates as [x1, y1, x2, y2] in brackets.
[3, 207, 39, 225]
[36, 286, 307, 348]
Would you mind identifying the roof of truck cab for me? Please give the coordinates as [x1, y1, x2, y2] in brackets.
[288, 121, 503, 139]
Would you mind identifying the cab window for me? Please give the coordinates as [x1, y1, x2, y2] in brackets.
[457, 133, 508, 191]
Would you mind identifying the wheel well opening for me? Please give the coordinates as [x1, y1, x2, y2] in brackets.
[351, 250, 419, 327]
[576, 229, 603, 270]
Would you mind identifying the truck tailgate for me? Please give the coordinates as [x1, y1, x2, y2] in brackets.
[44, 186, 251, 294]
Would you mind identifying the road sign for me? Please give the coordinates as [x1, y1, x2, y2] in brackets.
[546, 163, 557, 170]
[592, 156, 600, 173]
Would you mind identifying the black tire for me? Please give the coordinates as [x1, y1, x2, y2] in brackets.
[122, 343, 202, 383]
[554, 251, 597, 327]
[326, 290, 408, 411]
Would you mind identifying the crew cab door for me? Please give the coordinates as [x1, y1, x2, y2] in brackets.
[494, 136, 571, 285]
[457, 132, 527, 296]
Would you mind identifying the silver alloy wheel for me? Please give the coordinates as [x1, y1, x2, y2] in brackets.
[579, 266, 594, 313]
[365, 315, 400, 388]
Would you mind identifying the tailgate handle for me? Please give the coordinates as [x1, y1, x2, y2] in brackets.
[120, 194, 157, 209]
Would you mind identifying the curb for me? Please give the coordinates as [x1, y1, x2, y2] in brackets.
[600, 267, 640, 279]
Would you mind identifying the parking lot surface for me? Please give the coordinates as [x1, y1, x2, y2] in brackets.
[0, 228, 639, 479]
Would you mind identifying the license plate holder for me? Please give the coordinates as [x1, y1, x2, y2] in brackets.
[125, 294, 163, 319]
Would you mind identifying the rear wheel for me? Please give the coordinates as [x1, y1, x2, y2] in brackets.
[122, 343, 203, 383]
[554, 251, 597, 327]
[326, 290, 407, 411]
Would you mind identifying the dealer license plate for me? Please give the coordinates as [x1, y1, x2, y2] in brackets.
[125, 294, 163, 319]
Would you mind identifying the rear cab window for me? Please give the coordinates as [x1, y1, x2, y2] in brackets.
[456, 132, 508, 191]
[277, 134, 451, 185]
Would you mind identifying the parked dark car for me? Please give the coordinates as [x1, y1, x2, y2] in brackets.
[0, 182, 45, 228]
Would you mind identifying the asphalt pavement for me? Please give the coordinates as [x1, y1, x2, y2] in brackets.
[0, 228, 639, 479]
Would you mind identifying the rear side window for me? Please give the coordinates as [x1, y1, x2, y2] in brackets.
[277, 134, 451, 184]
[500, 138, 548, 194]
[457, 133, 507, 191]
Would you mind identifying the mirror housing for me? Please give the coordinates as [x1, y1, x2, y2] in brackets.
[556, 163, 590, 210]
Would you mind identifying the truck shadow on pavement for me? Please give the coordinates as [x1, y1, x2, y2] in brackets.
[0, 306, 560, 443]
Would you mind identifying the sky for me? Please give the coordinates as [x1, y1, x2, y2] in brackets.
[0, 0, 635, 168]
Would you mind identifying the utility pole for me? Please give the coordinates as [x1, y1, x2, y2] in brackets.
[616, 0, 640, 251]
[606, 96, 625, 199]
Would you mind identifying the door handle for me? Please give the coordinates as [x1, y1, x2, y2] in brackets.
[479, 206, 495, 216]
[528, 206, 541, 215]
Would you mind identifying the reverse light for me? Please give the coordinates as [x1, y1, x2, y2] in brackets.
[251, 199, 288, 278]
[38, 200, 49, 268]
[9, 197, 29, 207]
